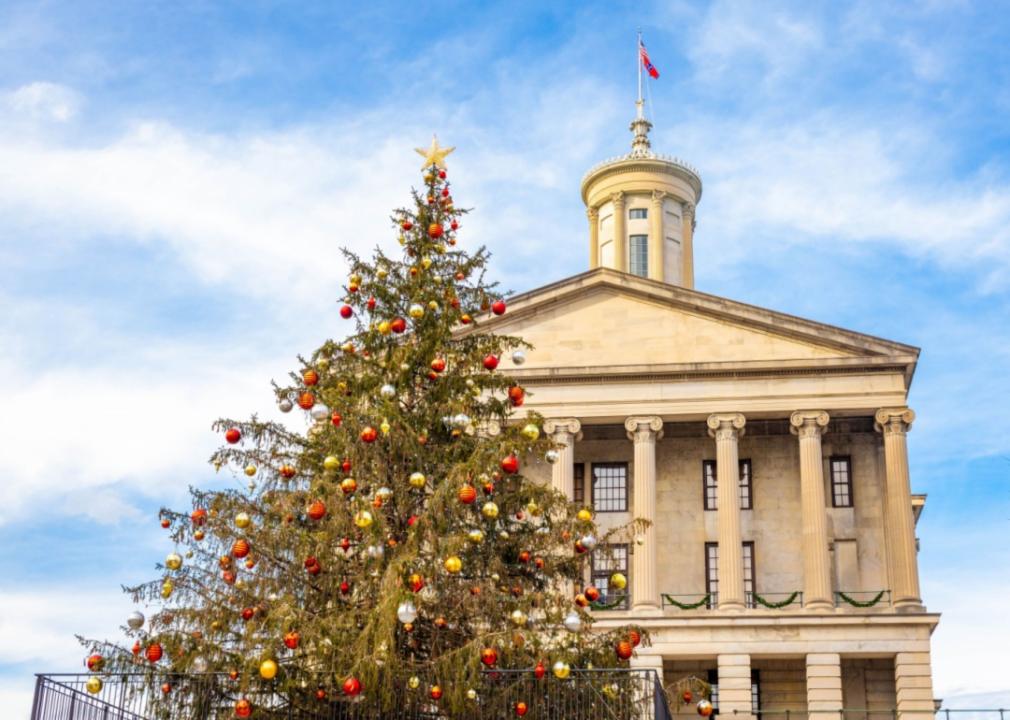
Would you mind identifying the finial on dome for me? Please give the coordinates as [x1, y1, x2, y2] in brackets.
[628, 100, 653, 158]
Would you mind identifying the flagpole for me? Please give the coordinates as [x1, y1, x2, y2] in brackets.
[636, 29, 643, 117]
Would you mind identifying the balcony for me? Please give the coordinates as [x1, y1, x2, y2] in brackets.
[656, 590, 894, 613]
[31, 669, 674, 720]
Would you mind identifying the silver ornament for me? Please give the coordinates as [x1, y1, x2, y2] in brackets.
[545, 449, 560, 464]
[511, 350, 526, 365]
[396, 601, 418, 624]
[127, 611, 145, 630]
[380, 384, 396, 399]
[309, 403, 330, 422]
[278, 398, 294, 413]
[366, 544, 384, 559]
[453, 413, 470, 428]
[191, 656, 208, 673]
[580, 534, 598, 551]
[563, 611, 583, 632]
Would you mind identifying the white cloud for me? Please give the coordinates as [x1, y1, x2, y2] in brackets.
[4, 81, 81, 122]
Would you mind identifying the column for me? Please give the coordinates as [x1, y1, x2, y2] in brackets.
[874, 408, 922, 609]
[707, 413, 746, 610]
[681, 202, 695, 289]
[612, 192, 627, 273]
[790, 410, 834, 611]
[895, 651, 935, 720]
[806, 653, 843, 720]
[587, 206, 600, 269]
[543, 418, 582, 499]
[625, 415, 664, 611]
[717, 654, 753, 720]
[648, 191, 666, 282]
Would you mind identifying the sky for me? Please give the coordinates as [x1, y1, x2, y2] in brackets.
[1, 0, 1009, 714]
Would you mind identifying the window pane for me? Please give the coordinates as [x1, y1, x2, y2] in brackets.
[831, 457, 852, 507]
[629, 208, 648, 219]
[705, 543, 719, 604]
[703, 461, 718, 510]
[592, 545, 629, 609]
[740, 459, 752, 510]
[592, 463, 628, 512]
[573, 463, 585, 505]
[629, 234, 648, 277]
[743, 542, 755, 607]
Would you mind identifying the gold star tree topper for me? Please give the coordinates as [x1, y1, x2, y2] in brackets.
[415, 135, 455, 169]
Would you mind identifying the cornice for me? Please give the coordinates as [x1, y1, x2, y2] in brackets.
[581, 155, 703, 204]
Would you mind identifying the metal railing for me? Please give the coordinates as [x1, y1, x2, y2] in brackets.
[31, 669, 673, 720]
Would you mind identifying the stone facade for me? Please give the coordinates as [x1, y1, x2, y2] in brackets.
[458, 112, 939, 717]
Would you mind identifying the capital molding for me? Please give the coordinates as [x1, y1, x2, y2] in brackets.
[650, 189, 667, 204]
[707, 412, 746, 440]
[586, 206, 599, 220]
[790, 410, 830, 438]
[624, 415, 664, 441]
[874, 407, 915, 435]
[543, 417, 582, 440]
[682, 201, 696, 220]
[611, 191, 626, 207]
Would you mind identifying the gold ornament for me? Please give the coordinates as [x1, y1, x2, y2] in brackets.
[165, 553, 182, 571]
[409, 472, 426, 489]
[323, 456, 341, 472]
[444, 555, 462, 574]
[161, 580, 174, 599]
[244, 465, 257, 477]
[481, 501, 499, 519]
[526, 500, 541, 516]
[354, 510, 374, 528]
[521, 423, 540, 440]
[466, 689, 478, 701]
[380, 418, 391, 435]
[577, 508, 593, 522]
[259, 659, 278, 680]
[408, 676, 420, 690]
[408, 303, 424, 319]
[235, 512, 251, 529]
[610, 572, 628, 590]
[510, 609, 527, 626]
[552, 660, 571, 680]
[467, 528, 485, 543]
[86, 676, 103, 694]
[414, 135, 455, 169]
[427, 300, 439, 311]
[377, 268, 388, 279]
[421, 257, 432, 270]
[378, 321, 391, 335]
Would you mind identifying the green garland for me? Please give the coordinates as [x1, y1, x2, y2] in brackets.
[591, 594, 628, 611]
[836, 590, 886, 608]
[662, 594, 712, 610]
[751, 591, 800, 609]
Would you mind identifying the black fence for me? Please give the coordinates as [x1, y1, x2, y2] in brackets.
[31, 669, 673, 720]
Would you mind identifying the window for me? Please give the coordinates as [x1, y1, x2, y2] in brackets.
[591, 544, 629, 609]
[592, 463, 628, 512]
[574, 463, 585, 505]
[830, 456, 853, 507]
[702, 460, 753, 510]
[706, 668, 761, 713]
[629, 234, 648, 277]
[704, 542, 756, 608]
[629, 208, 648, 219]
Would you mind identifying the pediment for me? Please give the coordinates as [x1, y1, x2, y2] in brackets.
[465, 269, 918, 377]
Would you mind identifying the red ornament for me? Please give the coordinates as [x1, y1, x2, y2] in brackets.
[458, 484, 477, 504]
[342, 458, 352, 472]
[229, 670, 240, 681]
[160, 518, 170, 529]
[481, 647, 498, 667]
[450, 220, 458, 230]
[85, 654, 104, 672]
[408, 573, 425, 592]
[340, 537, 351, 551]
[131, 641, 141, 657]
[534, 661, 546, 679]
[390, 317, 407, 334]
[190, 508, 208, 525]
[340, 304, 353, 319]
[222, 570, 236, 585]
[482, 354, 499, 370]
[574, 541, 587, 554]
[331, 412, 342, 427]
[340, 581, 351, 594]
[500, 454, 519, 475]
[241, 607, 254, 622]
[428, 223, 444, 239]
[145, 643, 163, 663]
[682, 690, 693, 704]
[280, 465, 296, 479]
[401, 220, 413, 231]
[342, 677, 362, 697]
[360, 426, 378, 443]
[584, 586, 601, 602]
[306, 500, 327, 521]
[161, 683, 172, 695]
[367, 296, 376, 310]
[518, 550, 530, 564]
[235, 699, 252, 718]
[408, 514, 418, 526]
[508, 385, 525, 405]
[225, 427, 241, 444]
[302, 369, 319, 386]
[231, 539, 250, 559]
[304, 556, 321, 575]
[534, 556, 545, 569]
[438, 170, 447, 179]
[430, 357, 446, 373]
[628, 629, 642, 647]
[491, 300, 507, 316]
[460, 314, 472, 325]
[515, 701, 528, 716]
[429, 685, 443, 701]
[315, 688, 327, 701]
[283, 631, 300, 649]
[615, 640, 633, 660]
[297, 392, 316, 410]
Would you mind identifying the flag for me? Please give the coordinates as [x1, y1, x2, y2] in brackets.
[640, 42, 659, 79]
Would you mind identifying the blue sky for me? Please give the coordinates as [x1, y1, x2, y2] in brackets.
[2, 0, 1009, 713]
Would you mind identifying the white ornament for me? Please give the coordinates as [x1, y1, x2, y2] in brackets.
[309, 404, 330, 422]
[191, 656, 209, 673]
[396, 601, 418, 624]
[380, 384, 396, 398]
[563, 611, 583, 632]
[366, 545, 384, 559]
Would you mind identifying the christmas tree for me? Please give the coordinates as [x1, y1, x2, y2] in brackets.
[80, 139, 648, 718]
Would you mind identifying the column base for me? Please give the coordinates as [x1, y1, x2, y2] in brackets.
[803, 599, 835, 612]
[718, 601, 746, 612]
[630, 604, 664, 618]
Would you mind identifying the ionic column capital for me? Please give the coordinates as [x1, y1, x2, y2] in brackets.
[650, 189, 667, 204]
[790, 410, 830, 438]
[543, 417, 582, 441]
[707, 412, 746, 440]
[611, 191, 626, 207]
[874, 407, 915, 435]
[682, 201, 696, 220]
[586, 205, 599, 221]
[624, 415, 664, 442]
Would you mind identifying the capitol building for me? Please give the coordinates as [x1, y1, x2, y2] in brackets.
[466, 103, 938, 719]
